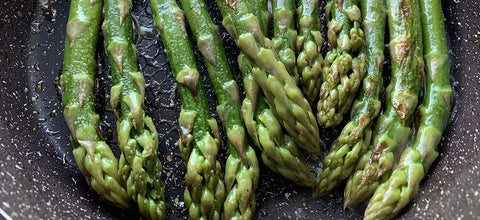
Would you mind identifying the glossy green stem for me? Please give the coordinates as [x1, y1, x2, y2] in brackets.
[150, 0, 226, 218]
[102, 0, 166, 218]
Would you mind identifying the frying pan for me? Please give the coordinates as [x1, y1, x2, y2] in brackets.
[0, 0, 479, 219]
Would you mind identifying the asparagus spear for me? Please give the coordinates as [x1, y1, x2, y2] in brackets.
[255, 97, 316, 187]
[344, 0, 425, 207]
[317, 0, 366, 128]
[215, 0, 321, 155]
[61, 0, 130, 209]
[272, 0, 299, 83]
[240, 54, 315, 187]
[236, 0, 265, 157]
[236, 0, 315, 187]
[102, 0, 166, 218]
[177, 0, 260, 218]
[149, 0, 226, 219]
[296, 0, 323, 103]
[364, 0, 452, 218]
[315, 0, 385, 197]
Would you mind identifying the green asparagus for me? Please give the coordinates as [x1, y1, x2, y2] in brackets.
[61, 0, 130, 209]
[364, 0, 452, 218]
[240, 54, 315, 187]
[317, 0, 366, 128]
[344, 0, 425, 207]
[296, 0, 323, 103]
[315, 0, 385, 197]
[235, 0, 269, 126]
[236, 0, 265, 159]
[215, 0, 321, 155]
[272, 0, 299, 83]
[150, 0, 226, 219]
[102, 0, 166, 218]
[236, 0, 315, 187]
[178, 0, 260, 218]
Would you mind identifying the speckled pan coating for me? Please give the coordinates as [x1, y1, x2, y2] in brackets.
[0, 0, 478, 219]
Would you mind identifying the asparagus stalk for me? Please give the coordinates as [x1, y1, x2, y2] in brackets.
[177, 0, 260, 218]
[296, 0, 323, 103]
[240, 54, 315, 187]
[215, 0, 321, 155]
[102, 0, 166, 218]
[364, 0, 452, 218]
[315, 0, 385, 197]
[61, 0, 131, 209]
[149, 0, 226, 219]
[344, 0, 425, 207]
[237, 0, 266, 156]
[317, 0, 367, 128]
[272, 0, 299, 83]
[255, 96, 316, 187]
[238, 0, 315, 187]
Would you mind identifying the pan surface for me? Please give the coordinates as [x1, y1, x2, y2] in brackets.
[0, 0, 479, 219]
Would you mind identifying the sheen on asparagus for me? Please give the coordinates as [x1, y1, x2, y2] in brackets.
[344, 0, 425, 207]
[315, 0, 385, 197]
[364, 0, 452, 218]
[61, 0, 131, 209]
[178, 0, 260, 218]
[102, 0, 166, 218]
[296, 0, 323, 103]
[271, 0, 299, 83]
[215, 0, 321, 155]
[317, 0, 366, 128]
[150, 0, 226, 219]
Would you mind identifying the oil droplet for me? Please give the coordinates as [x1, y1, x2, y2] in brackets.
[35, 80, 43, 93]
[49, 110, 58, 117]
[46, 128, 59, 136]
[38, 117, 47, 123]
[31, 21, 43, 34]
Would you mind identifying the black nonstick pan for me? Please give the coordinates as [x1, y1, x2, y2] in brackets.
[0, 0, 479, 219]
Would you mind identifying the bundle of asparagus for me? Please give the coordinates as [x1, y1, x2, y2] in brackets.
[177, 0, 260, 218]
[61, 0, 131, 210]
[364, 0, 452, 218]
[215, 0, 322, 156]
[60, 0, 453, 218]
[240, 0, 315, 187]
[315, 0, 385, 197]
[344, 0, 425, 207]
